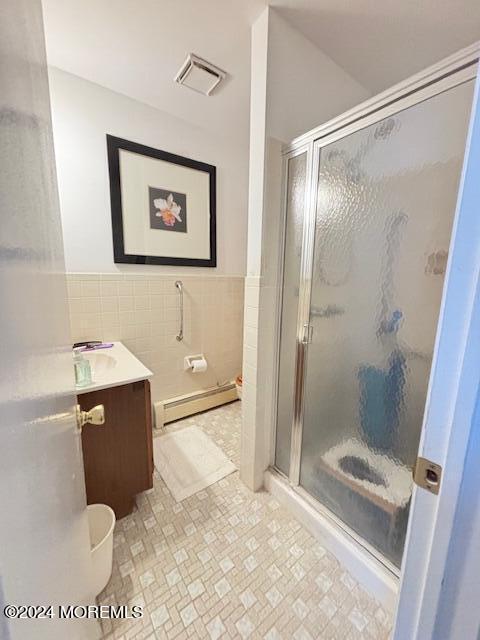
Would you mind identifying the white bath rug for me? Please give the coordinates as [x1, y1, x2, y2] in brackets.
[153, 426, 236, 502]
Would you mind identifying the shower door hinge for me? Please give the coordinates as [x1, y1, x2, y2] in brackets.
[301, 323, 313, 344]
[413, 457, 442, 495]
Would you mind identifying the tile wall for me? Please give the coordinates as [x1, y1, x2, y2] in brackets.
[241, 276, 265, 490]
[241, 273, 281, 491]
[66, 273, 244, 405]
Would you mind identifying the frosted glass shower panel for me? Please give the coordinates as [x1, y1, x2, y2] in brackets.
[299, 81, 474, 566]
[275, 152, 307, 475]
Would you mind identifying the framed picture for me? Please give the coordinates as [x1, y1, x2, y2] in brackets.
[107, 135, 216, 266]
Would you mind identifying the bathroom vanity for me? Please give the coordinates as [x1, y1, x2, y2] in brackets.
[76, 342, 154, 519]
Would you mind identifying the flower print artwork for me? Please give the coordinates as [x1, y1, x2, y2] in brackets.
[154, 193, 181, 226]
[149, 186, 187, 233]
[108, 135, 216, 265]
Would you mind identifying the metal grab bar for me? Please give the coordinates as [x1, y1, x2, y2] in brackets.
[175, 280, 183, 341]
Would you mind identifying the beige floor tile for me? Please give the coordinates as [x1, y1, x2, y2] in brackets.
[100, 402, 393, 640]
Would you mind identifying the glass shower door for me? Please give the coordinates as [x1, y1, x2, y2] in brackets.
[298, 80, 474, 567]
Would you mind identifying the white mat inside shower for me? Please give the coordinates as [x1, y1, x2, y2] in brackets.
[153, 426, 236, 502]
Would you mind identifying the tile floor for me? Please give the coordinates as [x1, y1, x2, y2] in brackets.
[100, 401, 393, 640]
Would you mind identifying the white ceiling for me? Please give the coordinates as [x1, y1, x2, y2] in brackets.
[42, 0, 480, 142]
[42, 0, 266, 145]
[271, 0, 480, 93]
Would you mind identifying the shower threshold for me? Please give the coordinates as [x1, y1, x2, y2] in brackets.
[264, 468, 399, 612]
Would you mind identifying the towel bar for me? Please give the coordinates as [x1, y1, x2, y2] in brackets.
[175, 280, 183, 341]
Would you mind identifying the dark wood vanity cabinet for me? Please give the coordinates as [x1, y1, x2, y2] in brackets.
[79, 380, 154, 519]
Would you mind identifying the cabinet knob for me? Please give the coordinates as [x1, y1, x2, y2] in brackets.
[76, 404, 105, 431]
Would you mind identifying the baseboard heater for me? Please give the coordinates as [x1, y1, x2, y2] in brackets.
[154, 382, 238, 428]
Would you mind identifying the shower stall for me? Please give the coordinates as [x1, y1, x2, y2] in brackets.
[272, 51, 477, 575]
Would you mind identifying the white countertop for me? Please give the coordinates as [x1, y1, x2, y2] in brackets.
[76, 341, 153, 395]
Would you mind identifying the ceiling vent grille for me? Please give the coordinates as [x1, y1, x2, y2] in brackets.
[174, 53, 226, 96]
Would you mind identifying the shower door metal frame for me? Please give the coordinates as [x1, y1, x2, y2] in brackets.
[270, 141, 314, 472]
[273, 42, 480, 575]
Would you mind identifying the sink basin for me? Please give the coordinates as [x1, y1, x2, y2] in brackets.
[84, 352, 116, 381]
[75, 342, 153, 395]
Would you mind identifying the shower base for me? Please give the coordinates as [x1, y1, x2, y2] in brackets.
[264, 468, 399, 612]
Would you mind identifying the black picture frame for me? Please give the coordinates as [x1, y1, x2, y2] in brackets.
[107, 134, 217, 267]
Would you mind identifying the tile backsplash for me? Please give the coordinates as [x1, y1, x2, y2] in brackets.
[66, 273, 244, 404]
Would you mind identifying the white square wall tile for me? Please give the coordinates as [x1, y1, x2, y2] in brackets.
[134, 295, 150, 310]
[66, 272, 245, 406]
[118, 296, 134, 312]
[81, 281, 100, 297]
[134, 281, 149, 295]
[69, 298, 82, 314]
[149, 280, 165, 294]
[244, 305, 259, 328]
[67, 281, 82, 298]
[243, 363, 257, 386]
[100, 282, 118, 296]
[117, 281, 134, 296]
[242, 380, 257, 408]
[244, 326, 258, 349]
[243, 345, 258, 368]
[101, 297, 119, 312]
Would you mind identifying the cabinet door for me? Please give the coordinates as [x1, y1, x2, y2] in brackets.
[80, 380, 153, 518]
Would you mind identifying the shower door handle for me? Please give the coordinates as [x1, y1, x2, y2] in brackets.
[301, 323, 313, 344]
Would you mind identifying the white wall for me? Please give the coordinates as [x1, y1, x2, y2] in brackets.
[267, 10, 370, 143]
[245, 9, 269, 279]
[240, 6, 370, 490]
[244, 7, 371, 279]
[48, 67, 248, 275]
